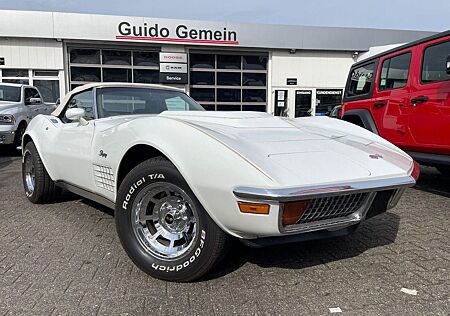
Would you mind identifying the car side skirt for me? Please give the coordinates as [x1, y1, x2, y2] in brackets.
[55, 180, 115, 209]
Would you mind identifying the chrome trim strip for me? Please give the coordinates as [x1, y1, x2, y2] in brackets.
[233, 176, 415, 202]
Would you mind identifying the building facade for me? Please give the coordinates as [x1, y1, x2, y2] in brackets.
[0, 10, 434, 116]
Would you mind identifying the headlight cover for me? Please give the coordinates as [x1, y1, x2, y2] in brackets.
[0, 114, 15, 124]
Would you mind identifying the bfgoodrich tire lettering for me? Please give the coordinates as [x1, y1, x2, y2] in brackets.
[115, 157, 229, 282]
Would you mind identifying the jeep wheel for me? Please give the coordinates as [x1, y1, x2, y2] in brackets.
[115, 157, 229, 282]
[437, 166, 450, 177]
[22, 141, 61, 203]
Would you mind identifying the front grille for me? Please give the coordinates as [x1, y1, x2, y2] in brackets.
[296, 192, 369, 224]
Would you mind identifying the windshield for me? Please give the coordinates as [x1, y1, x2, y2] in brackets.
[96, 87, 204, 118]
[0, 85, 21, 102]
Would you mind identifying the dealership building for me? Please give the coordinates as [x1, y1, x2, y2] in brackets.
[0, 10, 434, 116]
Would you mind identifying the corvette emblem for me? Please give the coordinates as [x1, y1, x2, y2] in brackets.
[369, 153, 383, 159]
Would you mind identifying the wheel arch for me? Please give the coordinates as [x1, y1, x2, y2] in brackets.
[342, 109, 379, 135]
[116, 143, 172, 190]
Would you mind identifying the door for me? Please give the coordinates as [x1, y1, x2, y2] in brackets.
[45, 89, 96, 190]
[409, 37, 450, 154]
[373, 50, 413, 146]
[315, 89, 342, 116]
[294, 90, 313, 117]
[273, 89, 288, 116]
[24, 87, 44, 118]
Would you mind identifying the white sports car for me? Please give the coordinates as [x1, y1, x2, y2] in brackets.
[22, 83, 419, 282]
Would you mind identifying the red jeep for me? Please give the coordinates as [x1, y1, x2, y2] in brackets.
[341, 30, 450, 176]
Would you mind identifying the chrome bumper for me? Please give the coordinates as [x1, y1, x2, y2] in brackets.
[0, 131, 15, 144]
[233, 176, 415, 202]
[233, 176, 415, 235]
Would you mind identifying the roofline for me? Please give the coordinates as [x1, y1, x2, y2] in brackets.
[353, 29, 450, 67]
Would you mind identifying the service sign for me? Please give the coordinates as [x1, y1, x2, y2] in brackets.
[160, 52, 188, 63]
[159, 73, 188, 84]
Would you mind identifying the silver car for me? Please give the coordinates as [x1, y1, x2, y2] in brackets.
[0, 83, 54, 148]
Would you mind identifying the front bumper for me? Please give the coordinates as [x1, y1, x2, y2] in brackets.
[233, 175, 415, 238]
[0, 131, 15, 144]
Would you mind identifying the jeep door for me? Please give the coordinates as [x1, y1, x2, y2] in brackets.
[372, 49, 413, 147]
[409, 36, 450, 155]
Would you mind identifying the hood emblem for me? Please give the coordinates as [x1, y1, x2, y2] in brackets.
[369, 153, 383, 159]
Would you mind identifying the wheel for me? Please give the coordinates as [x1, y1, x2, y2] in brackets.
[13, 122, 26, 149]
[437, 166, 450, 177]
[22, 141, 61, 203]
[115, 157, 229, 282]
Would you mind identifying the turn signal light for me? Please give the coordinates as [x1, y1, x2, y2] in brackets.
[282, 200, 310, 226]
[238, 202, 270, 215]
[411, 160, 421, 181]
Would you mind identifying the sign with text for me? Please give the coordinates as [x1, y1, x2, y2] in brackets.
[159, 73, 188, 84]
[160, 63, 188, 73]
[160, 52, 188, 63]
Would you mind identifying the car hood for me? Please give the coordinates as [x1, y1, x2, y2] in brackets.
[0, 101, 21, 113]
[159, 111, 413, 187]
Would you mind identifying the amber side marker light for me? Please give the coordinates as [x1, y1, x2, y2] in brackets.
[282, 200, 310, 226]
[238, 202, 270, 215]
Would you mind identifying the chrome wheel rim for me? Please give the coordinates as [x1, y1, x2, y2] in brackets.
[131, 182, 198, 260]
[24, 152, 35, 194]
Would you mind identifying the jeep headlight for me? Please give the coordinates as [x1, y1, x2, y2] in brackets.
[0, 114, 15, 124]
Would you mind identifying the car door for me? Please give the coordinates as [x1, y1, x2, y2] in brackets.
[24, 87, 43, 118]
[373, 49, 413, 146]
[44, 89, 97, 191]
[409, 37, 450, 154]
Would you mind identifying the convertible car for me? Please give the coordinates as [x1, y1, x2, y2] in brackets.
[22, 83, 419, 282]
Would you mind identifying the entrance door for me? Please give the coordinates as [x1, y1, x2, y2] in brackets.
[294, 90, 312, 117]
[274, 89, 288, 116]
[315, 89, 343, 116]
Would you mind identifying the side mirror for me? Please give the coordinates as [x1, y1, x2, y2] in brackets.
[25, 97, 42, 105]
[446, 55, 450, 75]
[65, 108, 88, 125]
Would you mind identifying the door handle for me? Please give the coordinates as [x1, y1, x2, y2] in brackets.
[373, 101, 386, 108]
[411, 96, 429, 106]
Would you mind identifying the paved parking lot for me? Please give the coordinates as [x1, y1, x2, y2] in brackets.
[0, 153, 449, 315]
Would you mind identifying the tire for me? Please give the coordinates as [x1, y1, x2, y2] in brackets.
[22, 141, 61, 203]
[13, 122, 26, 149]
[437, 166, 450, 177]
[115, 157, 229, 282]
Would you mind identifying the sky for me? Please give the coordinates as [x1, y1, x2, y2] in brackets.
[0, 0, 448, 31]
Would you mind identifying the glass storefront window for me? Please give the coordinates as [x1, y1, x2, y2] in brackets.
[217, 55, 240, 69]
[217, 89, 240, 102]
[190, 88, 215, 102]
[217, 104, 241, 111]
[242, 104, 266, 112]
[133, 69, 159, 83]
[33, 80, 60, 103]
[2, 69, 29, 77]
[242, 89, 266, 102]
[190, 54, 215, 69]
[102, 68, 132, 82]
[70, 49, 100, 64]
[190, 72, 215, 85]
[70, 67, 101, 82]
[2, 79, 29, 84]
[217, 72, 241, 86]
[133, 51, 159, 66]
[316, 89, 342, 115]
[243, 56, 267, 70]
[102, 50, 131, 65]
[243, 73, 266, 86]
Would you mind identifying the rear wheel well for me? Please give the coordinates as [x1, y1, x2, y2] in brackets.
[117, 145, 168, 189]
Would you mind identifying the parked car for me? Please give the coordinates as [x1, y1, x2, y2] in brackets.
[0, 83, 55, 148]
[341, 30, 450, 176]
[22, 82, 419, 282]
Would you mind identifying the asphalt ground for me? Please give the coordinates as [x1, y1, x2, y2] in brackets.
[0, 150, 449, 315]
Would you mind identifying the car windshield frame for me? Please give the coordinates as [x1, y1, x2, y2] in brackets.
[0, 85, 21, 102]
[95, 87, 204, 118]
